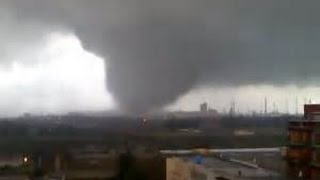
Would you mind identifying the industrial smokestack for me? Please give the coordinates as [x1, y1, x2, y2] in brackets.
[264, 98, 268, 115]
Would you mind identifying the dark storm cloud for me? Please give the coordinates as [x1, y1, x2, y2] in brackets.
[4, 0, 320, 112]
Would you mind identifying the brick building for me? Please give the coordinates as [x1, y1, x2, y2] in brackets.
[287, 104, 320, 179]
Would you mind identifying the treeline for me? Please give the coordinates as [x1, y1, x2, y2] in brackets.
[163, 118, 201, 130]
[161, 115, 297, 130]
[220, 115, 296, 129]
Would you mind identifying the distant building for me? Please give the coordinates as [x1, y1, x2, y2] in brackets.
[200, 103, 208, 112]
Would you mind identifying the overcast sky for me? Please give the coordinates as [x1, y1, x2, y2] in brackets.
[1, 0, 320, 116]
[1, 30, 318, 116]
[0, 31, 319, 116]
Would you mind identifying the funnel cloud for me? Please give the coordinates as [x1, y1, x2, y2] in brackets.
[3, 0, 320, 113]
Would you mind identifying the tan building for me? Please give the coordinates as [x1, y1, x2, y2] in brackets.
[166, 158, 210, 180]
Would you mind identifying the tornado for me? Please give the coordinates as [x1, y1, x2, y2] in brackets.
[3, 0, 320, 113]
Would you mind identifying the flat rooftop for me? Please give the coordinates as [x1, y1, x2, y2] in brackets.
[185, 156, 283, 180]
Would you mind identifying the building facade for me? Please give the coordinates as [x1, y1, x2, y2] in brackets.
[287, 104, 320, 179]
